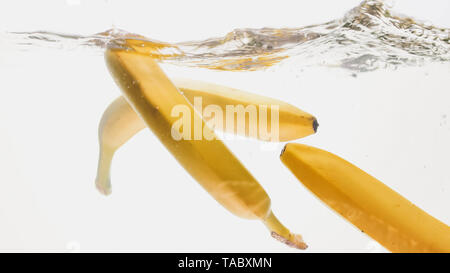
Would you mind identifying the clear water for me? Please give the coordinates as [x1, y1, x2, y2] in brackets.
[0, 0, 448, 252]
[4, 0, 450, 72]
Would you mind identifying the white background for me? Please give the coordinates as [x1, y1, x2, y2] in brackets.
[0, 0, 449, 252]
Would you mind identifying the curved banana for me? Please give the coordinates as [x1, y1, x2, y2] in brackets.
[95, 97, 143, 196]
[103, 45, 307, 249]
[95, 79, 318, 196]
[280, 143, 450, 253]
[173, 78, 318, 142]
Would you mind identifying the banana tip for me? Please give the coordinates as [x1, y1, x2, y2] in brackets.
[95, 180, 112, 196]
[280, 144, 287, 158]
[271, 231, 308, 250]
[313, 118, 319, 133]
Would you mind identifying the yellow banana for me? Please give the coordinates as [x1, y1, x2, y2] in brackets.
[103, 44, 307, 249]
[172, 78, 318, 142]
[95, 78, 318, 196]
[280, 143, 450, 253]
[95, 96, 143, 196]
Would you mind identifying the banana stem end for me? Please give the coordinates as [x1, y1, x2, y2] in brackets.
[95, 178, 112, 196]
[263, 211, 308, 250]
[271, 231, 308, 250]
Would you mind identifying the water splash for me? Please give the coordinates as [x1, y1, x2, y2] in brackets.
[2, 0, 450, 72]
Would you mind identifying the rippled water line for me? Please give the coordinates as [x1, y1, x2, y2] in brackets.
[2, 0, 450, 72]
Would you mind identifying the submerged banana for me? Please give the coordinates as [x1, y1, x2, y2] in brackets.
[172, 78, 318, 142]
[95, 97, 143, 196]
[99, 77, 317, 144]
[280, 143, 450, 253]
[103, 44, 307, 249]
[95, 79, 318, 196]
